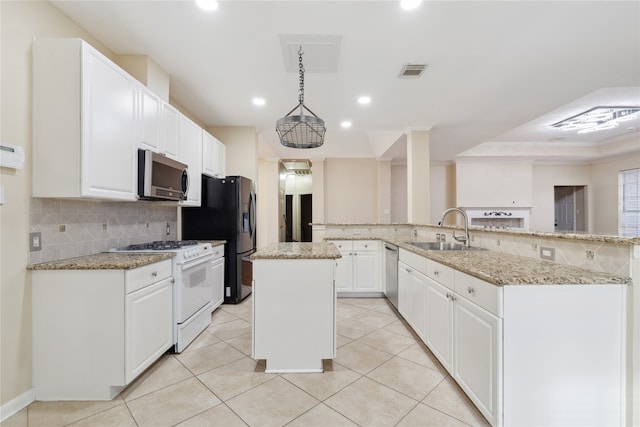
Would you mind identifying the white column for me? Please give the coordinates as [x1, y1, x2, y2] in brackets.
[311, 159, 325, 242]
[378, 159, 391, 224]
[407, 128, 431, 224]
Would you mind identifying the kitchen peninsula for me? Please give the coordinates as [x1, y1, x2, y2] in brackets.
[251, 242, 341, 373]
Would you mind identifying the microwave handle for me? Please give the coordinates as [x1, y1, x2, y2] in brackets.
[181, 169, 189, 200]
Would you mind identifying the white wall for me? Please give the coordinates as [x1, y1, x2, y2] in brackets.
[591, 152, 640, 235]
[208, 126, 258, 182]
[324, 158, 378, 224]
[456, 161, 533, 208]
[390, 164, 407, 223]
[531, 164, 592, 232]
[430, 163, 456, 223]
[257, 159, 280, 249]
[0, 0, 119, 409]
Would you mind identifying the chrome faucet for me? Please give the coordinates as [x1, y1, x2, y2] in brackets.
[438, 208, 470, 247]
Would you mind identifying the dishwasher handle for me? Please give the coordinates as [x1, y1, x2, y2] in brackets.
[384, 244, 398, 252]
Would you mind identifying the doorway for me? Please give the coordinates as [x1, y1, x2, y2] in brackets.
[554, 186, 587, 232]
[279, 160, 313, 242]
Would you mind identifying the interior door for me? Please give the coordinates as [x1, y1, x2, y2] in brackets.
[554, 186, 574, 231]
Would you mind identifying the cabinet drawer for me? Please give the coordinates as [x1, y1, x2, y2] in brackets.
[426, 260, 454, 289]
[399, 249, 427, 275]
[353, 240, 377, 251]
[329, 240, 352, 252]
[211, 244, 224, 260]
[453, 271, 503, 317]
[125, 259, 172, 294]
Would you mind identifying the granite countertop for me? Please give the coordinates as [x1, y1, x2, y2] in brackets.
[251, 243, 342, 260]
[391, 240, 631, 286]
[28, 252, 175, 271]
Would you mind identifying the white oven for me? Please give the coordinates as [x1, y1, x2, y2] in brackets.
[110, 241, 215, 353]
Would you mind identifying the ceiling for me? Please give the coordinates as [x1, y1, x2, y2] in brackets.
[50, 0, 640, 164]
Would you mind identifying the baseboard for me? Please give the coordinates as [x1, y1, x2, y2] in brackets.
[0, 388, 35, 423]
[337, 292, 386, 298]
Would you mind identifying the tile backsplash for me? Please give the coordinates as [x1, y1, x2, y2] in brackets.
[30, 198, 178, 264]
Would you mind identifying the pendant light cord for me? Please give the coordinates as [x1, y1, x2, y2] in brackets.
[298, 47, 305, 109]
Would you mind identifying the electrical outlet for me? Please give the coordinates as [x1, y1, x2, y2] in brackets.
[532, 243, 538, 250]
[102, 223, 107, 230]
[496, 239, 501, 246]
[58, 225, 66, 232]
[166, 222, 171, 236]
[586, 250, 595, 260]
[146, 222, 150, 228]
[29, 232, 42, 251]
[540, 247, 555, 260]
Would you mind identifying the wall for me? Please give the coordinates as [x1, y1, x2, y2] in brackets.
[208, 126, 258, 183]
[390, 164, 407, 223]
[456, 160, 533, 208]
[531, 164, 593, 232]
[0, 0, 123, 412]
[591, 153, 640, 235]
[430, 163, 456, 223]
[324, 158, 378, 224]
[257, 159, 280, 249]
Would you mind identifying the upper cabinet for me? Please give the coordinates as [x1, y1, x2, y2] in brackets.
[178, 115, 202, 206]
[202, 131, 226, 178]
[33, 38, 138, 201]
[456, 161, 533, 208]
[138, 86, 161, 153]
[161, 102, 180, 160]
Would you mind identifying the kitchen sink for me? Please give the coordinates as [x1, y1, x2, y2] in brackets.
[407, 241, 487, 251]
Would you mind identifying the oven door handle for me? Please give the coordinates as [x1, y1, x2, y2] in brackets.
[180, 254, 214, 270]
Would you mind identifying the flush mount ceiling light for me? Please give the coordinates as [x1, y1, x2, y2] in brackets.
[276, 48, 326, 149]
[551, 106, 640, 134]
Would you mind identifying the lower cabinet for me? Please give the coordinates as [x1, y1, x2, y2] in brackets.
[397, 248, 627, 427]
[330, 240, 381, 293]
[211, 246, 225, 312]
[398, 261, 426, 340]
[32, 258, 174, 400]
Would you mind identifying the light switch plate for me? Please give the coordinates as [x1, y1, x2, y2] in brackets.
[29, 232, 42, 251]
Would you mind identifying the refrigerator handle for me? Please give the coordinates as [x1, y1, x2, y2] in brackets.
[248, 192, 256, 240]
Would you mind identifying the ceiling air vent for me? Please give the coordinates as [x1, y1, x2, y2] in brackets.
[399, 63, 427, 78]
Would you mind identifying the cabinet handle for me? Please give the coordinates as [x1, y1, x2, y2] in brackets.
[451, 295, 457, 301]
[467, 286, 474, 294]
[152, 271, 158, 277]
[446, 292, 451, 299]
[364, 244, 368, 248]
[406, 268, 412, 273]
[434, 270, 440, 277]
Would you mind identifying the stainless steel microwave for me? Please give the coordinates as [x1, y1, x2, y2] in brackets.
[138, 149, 188, 201]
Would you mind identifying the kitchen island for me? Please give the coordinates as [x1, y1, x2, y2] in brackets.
[251, 242, 341, 373]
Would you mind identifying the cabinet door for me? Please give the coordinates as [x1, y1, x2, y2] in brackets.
[161, 101, 179, 160]
[82, 46, 137, 200]
[425, 277, 453, 372]
[216, 139, 226, 177]
[202, 131, 223, 178]
[125, 277, 173, 383]
[398, 262, 412, 319]
[408, 269, 426, 341]
[138, 87, 161, 152]
[353, 250, 379, 291]
[453, 296, 501, 426]
[178, 115, 202, 206]
[211, 257, 225, 311]
[334, 254, 353, 292]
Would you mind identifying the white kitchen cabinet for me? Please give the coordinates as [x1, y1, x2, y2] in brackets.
[330, 240, 381, 294]
[424, 277, 453, 372]
[398, 261, 427, 340]
[202, 131, 226, 178]
[33, 38, 138, 201]
[453, 292, 501, 426]
[138, 86, 161, 153]
[178, 114, 202, 206]
[125, 275, 173, 383]
[396, 247, 627, 427]
[32, 258, 173, 400]
[161, 101, 180, 160]
[211, 245, 225, 312]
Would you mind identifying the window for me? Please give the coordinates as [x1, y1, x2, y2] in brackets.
[619, 168, 640, 237]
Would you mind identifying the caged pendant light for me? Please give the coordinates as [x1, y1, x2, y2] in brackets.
[276, 47, 326, 149]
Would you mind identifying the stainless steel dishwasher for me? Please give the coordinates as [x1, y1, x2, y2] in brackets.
[384, 243, 399, 309]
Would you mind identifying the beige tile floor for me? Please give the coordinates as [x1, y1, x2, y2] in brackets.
[2, 297, 490, 427]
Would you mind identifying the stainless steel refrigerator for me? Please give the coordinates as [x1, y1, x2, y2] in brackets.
[182, 175, 256, 304]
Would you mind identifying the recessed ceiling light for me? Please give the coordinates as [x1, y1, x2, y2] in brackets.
[195, 0, 218, 12]
[341, 121, 352, 128]
[358, 96, 371, 105]
[400, 0, 422, 10]
[252, 97, 266, 106]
